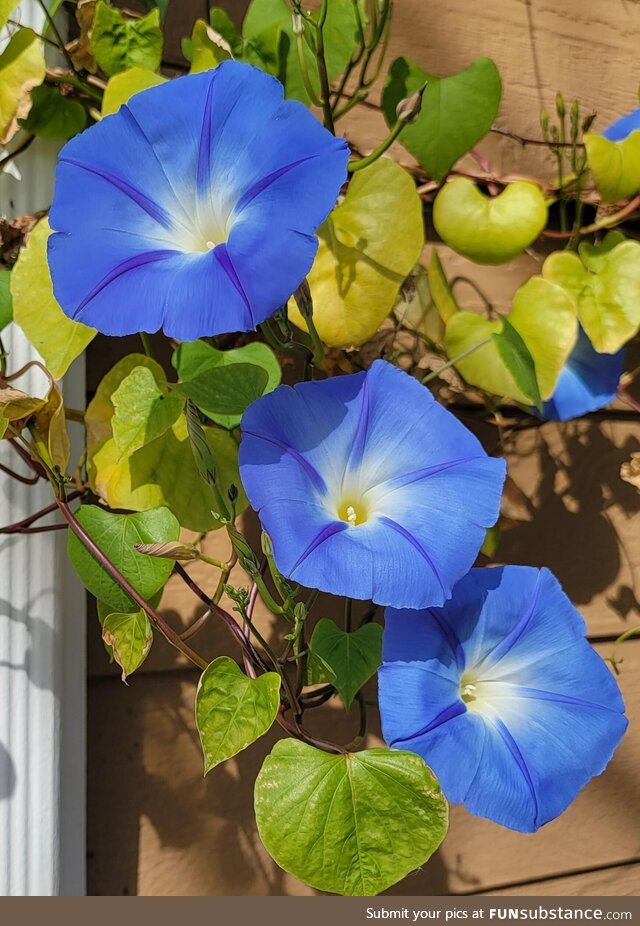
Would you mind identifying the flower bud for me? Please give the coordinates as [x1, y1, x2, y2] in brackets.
[556, 92, 566, 120]
[396, 86, 425, 124]
[291, 11, 304, 35]
[261, 531, 274, 557]
[294, 278, 313, 319]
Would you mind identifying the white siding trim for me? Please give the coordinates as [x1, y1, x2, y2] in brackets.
[0, 2, 86, 896]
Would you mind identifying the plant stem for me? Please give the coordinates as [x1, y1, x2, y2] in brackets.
[422, 338, 492, 384]
[347, 117, 405, 172]
[58, 501, 209, 670]
[315, 1, 335, 134]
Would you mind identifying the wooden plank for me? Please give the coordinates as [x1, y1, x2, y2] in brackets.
[482, 862, 640, 896]
[87, 640, 640, 895]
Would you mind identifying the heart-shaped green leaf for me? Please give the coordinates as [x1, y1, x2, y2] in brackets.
[11, 218, 96, 378]
[67, 504, 180, 612]
[174, 362, 269, 418]
[196, 656, 281, 774]
[289, 157, 424, 347]
[101, 609, 153, 681]
[19, 83, 87, 141]
[255, 739, 449, 896]
[112, 366, 184, 459]
[102, 66, 166, 115]
[433, 178, 548, 264]
[584, 131, 640, 203]
[445, 277, 576, 402]
[543, 235, 640, 353]
[307, 619, 382, 709]
[382, 56, 501, 181]
[173, 340, 281, 429]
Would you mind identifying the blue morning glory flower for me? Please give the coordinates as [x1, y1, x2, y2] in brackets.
[538, 327, 623, 421]
[239, 360, 506, 608]
[602, 108, 640, 141]
[379, 566, 627, 833]
[47, 61, 348, 339]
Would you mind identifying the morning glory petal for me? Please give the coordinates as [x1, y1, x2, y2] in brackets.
[48, 61, 348, 339]
[602, 107, 640, 141]
[379, 566, 628, 831]
[240, 360, 506, 608]
[539, 327, 623, 421]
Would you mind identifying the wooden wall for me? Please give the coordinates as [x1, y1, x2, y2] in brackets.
[86, 0, 640, 897]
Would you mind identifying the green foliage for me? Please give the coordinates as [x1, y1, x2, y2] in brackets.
[428, 250, 460, 323]
[101, 609, 153, 681]
[433, 179, 548, 265]
[173, 340, 281, 429]
[492, 317, 542, 411]
[0, 270, 12, 331]
[140, 0, 169, 22]
[19, 84, 87, 141]
[67, 504, 179, 612]
[289, 157, 424, 347]
[92, 2, 163, 77]
[0, 27, 45, 145]
[86, 356, 247, 532]
[10, 218, 96, 379]
[102, 66, 166, 115]
[243, 0, 361, 102]
[195, 657, 281, 773]
[393, 264, 444, 346]
[307, 619, 382, 709]
[584, 131, 640, 203]
[112, 366, 184, 459]
[382, 56, 501, 181]
[444, 276, 576, 403]
[255, 740, 449, 896]
[0, 0, 19, 30]
[543, 234, 640, 354]
[186, 19, 232, 73]
[174, 363, 269, 421]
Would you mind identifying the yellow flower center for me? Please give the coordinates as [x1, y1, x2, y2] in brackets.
[337, 498, 369, 526]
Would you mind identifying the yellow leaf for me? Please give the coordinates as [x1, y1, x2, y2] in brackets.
[0, 28, 46, 145]
[33, 383, 71, 471]
[102, 66, 166, 116]
[11, 218, 96, 379]
[289, 157, 424, 348]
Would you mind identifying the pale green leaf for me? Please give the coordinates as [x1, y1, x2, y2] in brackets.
[433, 178, 548, 264]
[543, 236, 640, 353]
[255, 740, 449, 896]
[584, 131, 640, 203]
[11, 218, 96, 378]
[173, 340, 281, 429]
[112, 366, 184, 459]
[67, 504, 180, 612]
[307, 619, 382, 709]
[382, 56, 501, 181]
[102, 65, 166, 115]
[189, 18, 232, 73]
[196, 656, 280, 773]
[92, 2, 163, 77]
[0, 0, 19, 30]
[102, 609, 153, 681]
[289, 157, 424, 348]
[0, 27, 46, 145]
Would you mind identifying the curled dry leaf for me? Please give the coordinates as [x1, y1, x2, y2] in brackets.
[620, 452, 640, 492]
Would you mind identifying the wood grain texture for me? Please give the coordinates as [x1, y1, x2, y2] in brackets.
[482, 862, 640, 896]
[87, 641, 640, 896]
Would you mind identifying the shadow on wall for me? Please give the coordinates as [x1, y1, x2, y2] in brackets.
[0, 741, 16, 802]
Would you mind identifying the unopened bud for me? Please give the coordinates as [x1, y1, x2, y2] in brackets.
[291, 11, 304, 35]
[540, 109, 550, 139]
[582, 112, 596, 134]
[294, 602, 307, 624]
[227, 523, 260, 576]
[294, 278, 313, 319]
[227, 483, 238, 504]
[261, 531, 274, 557]
[396, 86, 425, 124]
[134, 541, 200, 561]
[555, 92, 566, 120]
